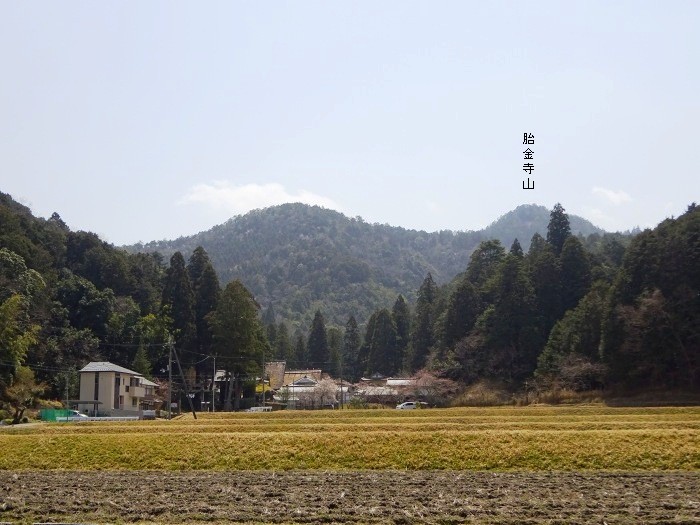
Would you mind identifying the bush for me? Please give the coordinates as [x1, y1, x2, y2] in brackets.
[451, 380, 512, 406]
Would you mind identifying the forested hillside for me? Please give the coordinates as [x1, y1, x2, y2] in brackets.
[347, 203, 699, 394]
[128, 203, 603, 327]
[1, 189, 696, 419]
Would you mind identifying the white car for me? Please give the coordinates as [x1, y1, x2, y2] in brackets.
[396, 401, 418, 410]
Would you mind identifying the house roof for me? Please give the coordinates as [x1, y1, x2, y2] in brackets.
[283, 369, 322, 386]
[79, 361, 142, 375]
[141, 378, 158, 387]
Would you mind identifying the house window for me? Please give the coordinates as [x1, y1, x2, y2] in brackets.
[130, 377, 140, 387]
[119, 395, 124, 409]
[94, 372, 99, 401]
[132, 398, 138, 407]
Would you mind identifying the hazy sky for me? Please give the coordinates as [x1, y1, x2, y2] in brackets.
[1, 1, 698, 245]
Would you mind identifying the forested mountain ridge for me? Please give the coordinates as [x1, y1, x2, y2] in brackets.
[127, 203, 604, 326]
[1, 188, 697, 416]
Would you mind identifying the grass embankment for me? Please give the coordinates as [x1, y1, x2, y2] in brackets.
[1, 406, 698, 471]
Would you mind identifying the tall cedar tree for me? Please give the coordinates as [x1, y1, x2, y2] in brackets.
[392, 295, 411, 371]
[527, 234, 563, 337]
[560, 236, 592, 313]
[440, 277, 481, 351]
[483, 254, 540, 383]
[327, 326, 343, 377]
[343, 315, 361, 381]
[365, 308, 399, 376]
[465, 240, 506, 304]
[275, 322, 292, 362]
[307, 310, 329, 369]
[161, 252, 196, 352]
[208, 279, 265, 411]
[187, 247, 220, 355]
[546, 203, 572, 256]
[510, 238, 524, 257]
[293, 333, 307, 368]
[407, 273, 437, 372]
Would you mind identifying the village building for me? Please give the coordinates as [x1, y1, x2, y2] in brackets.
[76, 361, 157, 417]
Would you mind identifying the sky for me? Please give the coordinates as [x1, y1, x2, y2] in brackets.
[1, 1, 698, 246]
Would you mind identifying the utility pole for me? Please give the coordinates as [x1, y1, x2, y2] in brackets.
[261, 348, 265, 408]
[211, 356, 216, 413]
[339, 354, 344, 410]
[168, 336, 173, 420]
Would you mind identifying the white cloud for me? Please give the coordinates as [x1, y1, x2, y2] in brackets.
[178, 181, 340, 214]
[592, 186, 633, 205]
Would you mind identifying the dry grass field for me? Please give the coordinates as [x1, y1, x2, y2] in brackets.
[0, 406, 698, 523]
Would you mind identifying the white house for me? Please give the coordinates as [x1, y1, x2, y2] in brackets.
[77, 361, 156, 416]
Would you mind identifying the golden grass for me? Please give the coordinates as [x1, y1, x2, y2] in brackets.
[2, 406, 698, 471]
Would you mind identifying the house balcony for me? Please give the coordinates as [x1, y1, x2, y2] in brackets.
[129, 386, 146, 398]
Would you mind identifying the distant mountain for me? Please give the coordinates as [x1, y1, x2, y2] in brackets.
[127, 203, 604, 328]
[483, 204, 605, 251]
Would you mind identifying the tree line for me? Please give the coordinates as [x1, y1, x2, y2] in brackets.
[1, 190, 698, 420]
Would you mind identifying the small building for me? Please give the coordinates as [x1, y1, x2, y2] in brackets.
[77, 362, 156, 417]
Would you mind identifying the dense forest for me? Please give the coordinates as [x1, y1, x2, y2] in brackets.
[127, 203, 603, 327]
[1, 190, 698, 420]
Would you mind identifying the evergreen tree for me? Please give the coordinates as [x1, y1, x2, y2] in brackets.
[560, 236, 592, 313]
[327, 326, 343, 377]
[440, 277, 481, 351]
[546, 203, 571, 256]
[465, 240, 506, 302]
[510, 238, 524, 258]
[343, 315, 361, 381]
[131, 345, 152, 378]
[536, 281, 609, 387]
[407, 273, 437, 372]
[365, 308, 398, 376]
[275, 322, 292, 362]
[392, 295, 411, 371]
[307, 310, 329, 369]
[161, 252, 196, 352]
[266, 323, 278, 354]
[293, 333, 307, 368]
[208, 280, 265, 411]
[467, 254, 540, 384]
[187, 247, 220, 355]
[527, 241, 563, 337]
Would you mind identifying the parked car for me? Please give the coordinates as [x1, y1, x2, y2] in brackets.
[68, 410, 88, 418]
[396, 401, 418, 410]
[246, 406, 272, 413]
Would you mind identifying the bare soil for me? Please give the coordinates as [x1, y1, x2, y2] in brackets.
[0, 471, 698, 524]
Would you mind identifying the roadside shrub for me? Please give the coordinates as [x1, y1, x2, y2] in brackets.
[451, 380, 512, 406]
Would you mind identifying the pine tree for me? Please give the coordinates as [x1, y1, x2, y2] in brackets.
[307, 310, 329, 369]
[546, 203, 571, 256]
